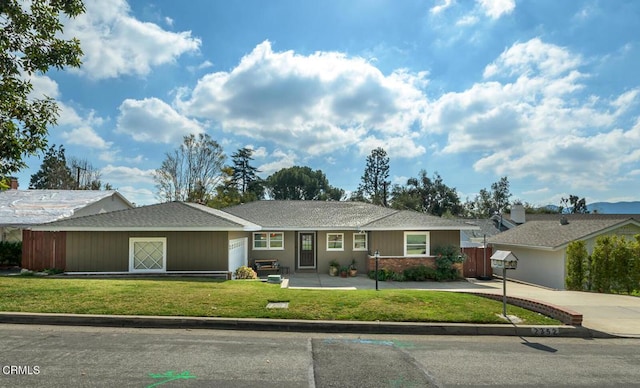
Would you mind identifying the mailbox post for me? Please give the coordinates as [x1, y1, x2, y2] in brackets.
[490, 250, 518, 317]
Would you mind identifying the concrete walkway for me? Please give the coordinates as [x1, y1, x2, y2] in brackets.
[286, 273, 640, 338]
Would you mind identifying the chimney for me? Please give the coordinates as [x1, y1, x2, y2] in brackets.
[510, 203, 525, 224]
[9, 177, 18, 190]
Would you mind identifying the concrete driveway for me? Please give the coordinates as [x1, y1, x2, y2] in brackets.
[286, 273, 640, 338]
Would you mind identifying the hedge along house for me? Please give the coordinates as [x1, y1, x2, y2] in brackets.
[27, 200, 478, 275]
[488, 213, 640, 289]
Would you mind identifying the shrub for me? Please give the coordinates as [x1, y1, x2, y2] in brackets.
[234, 266, 257, 279]
[0, 241, 22, 267]
[367, 268, 397, 281]
[565, 241, 588, 290]
[433, 245, 465, 281]
[403, 265, 436, 281]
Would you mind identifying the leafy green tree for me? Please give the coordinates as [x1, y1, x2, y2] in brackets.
[265, 166, 344, 200]
[1, 0, 84, 177]
[565, 240, 588, 290]
[391, 170, 461, 216]
[464, 176, 512, 217]
[208, 167, 243, 209]
[29, 145, 75, 189]
[560, 195, 589, 214]
[354, 147, 390, 206]
[154, 133, 225, 203]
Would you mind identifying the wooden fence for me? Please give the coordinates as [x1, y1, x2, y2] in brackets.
[21, 230, 66, 271]
[461, 247, 493, 279]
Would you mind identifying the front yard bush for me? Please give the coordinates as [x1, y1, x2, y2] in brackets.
[0, 241, 21, 267]
[234, 266, 257, 279]
[403, 265, 436, 281]
[566, 241, 588, 290]
[433, 245, 465, 281]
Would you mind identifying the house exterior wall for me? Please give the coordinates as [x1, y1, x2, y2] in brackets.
[369, 230, 460, 256]
[583, 223, 640, 252]
[316, 230, 369, 273]
[65, 231, 229, 272]
[72, 195, 132, 218]
[244, 231, 297, 270]
[491, 244, 566, 289]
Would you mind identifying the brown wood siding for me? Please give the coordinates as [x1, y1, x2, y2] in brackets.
[370, 230, 460, 257]
[65, 231, 229, 272]
[431, 230, 460, 249]
[21, 230, 66, 271]
[369, 231, 404, 256]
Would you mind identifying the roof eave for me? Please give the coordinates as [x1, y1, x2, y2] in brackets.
[29, 226, 249, 232]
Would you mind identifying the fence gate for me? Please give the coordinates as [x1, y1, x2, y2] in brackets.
[21, 230, 66, 271]
[462, 247, 493, 279]
[228, 237, 248, 277]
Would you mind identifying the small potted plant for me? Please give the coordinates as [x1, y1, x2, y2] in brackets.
[349, 259, 358, 277]
[329, 260, 340, 276]
[339, 266, 349, 278]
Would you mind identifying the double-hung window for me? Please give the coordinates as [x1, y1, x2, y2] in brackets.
[253, 232, 284, 250]
[404, 232, 430, 256]
[326, 233, 344, 251]
[353, 233, 368, 251]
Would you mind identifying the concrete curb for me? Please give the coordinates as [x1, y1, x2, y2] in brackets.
[0, 312, 614, 338]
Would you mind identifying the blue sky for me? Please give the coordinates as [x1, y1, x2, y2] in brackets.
[17, 0, 640, 206]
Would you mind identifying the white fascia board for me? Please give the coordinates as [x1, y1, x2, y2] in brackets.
[490, 242, 558, 251]
[361, 226, 480, 231]
[29, 226, 249, 232]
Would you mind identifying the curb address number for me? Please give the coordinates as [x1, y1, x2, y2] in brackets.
[531, 327, 560, 336]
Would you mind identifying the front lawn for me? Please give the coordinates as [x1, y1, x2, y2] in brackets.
[0, 277, 559, 325]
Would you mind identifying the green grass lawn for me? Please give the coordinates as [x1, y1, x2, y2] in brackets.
[0, 277, 560, 325]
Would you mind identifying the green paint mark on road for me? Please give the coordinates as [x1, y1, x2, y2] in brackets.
[147, 370, 196, 387]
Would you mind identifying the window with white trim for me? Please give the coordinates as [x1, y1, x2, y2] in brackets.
[404, 232, 430, 256]
[326, 233, 344, 251]
[129, 237, 166, 272]
[253, 232, 284, 250]
[353, 233, 368, 251]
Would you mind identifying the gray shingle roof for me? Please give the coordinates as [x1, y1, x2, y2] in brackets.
[488, 216, 640, 249]
[32, 202, 258, 231]
[0, 190, 132, 227]
[224, 200, 396, 229]
[225, 200, 477, 231]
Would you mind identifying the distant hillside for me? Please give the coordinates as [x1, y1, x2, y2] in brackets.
[587, 201, 640, 214]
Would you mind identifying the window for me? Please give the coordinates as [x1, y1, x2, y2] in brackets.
[404, 232, 430, 256]
[353, 233, 368, 251]
[253, 232, 284, 250]
[326, 233, 344, 251]
[129, 237, 166, 272]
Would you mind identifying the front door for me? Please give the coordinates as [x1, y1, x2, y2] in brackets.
[298, 232, 316, 269]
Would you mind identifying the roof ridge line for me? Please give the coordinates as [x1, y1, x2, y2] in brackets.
[183, 202, 261, 230]
[359, 207, 400, 227]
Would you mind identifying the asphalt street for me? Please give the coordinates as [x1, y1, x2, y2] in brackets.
[1, 324, 639, 387]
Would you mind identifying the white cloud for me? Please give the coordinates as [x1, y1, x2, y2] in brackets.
[116, 97, 204, 143]
[430, 0, 454, 15]
[62, 126, 111, 149]
[64, 0, 200, 79]
[177, 40, 429, 159]
[257, 150, 298, 175]
[424, 38, 640, 191]
[115, 186, 156, 206]
[477, 0, 515, 19]
[101, 165, 156, 185]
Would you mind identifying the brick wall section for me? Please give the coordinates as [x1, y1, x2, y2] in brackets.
[468, 292, 583, 326]
[367, 256, 463, 276]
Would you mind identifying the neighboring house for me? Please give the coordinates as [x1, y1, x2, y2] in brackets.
[27, 200, 477, 274]
[0, 189, 134, 242]
[488, 213, 640, 289]
[460, 219, 503, 248]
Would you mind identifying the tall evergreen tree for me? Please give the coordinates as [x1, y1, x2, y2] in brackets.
[355, 147, 390, 206]
[29, 145, 75, 189]
[231, 147, 263, 199]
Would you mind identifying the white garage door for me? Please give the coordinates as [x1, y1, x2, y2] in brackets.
[228, 237, 248, 277]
